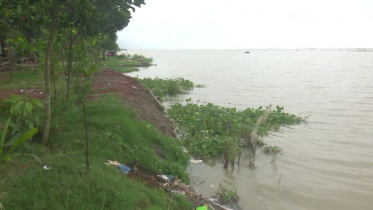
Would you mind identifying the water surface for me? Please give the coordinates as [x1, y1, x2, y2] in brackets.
[126, 49, 373, 210]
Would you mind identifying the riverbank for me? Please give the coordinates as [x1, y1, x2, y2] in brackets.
[0, 58, 235, 209]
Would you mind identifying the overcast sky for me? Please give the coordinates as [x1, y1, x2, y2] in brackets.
[117, 0, 373, 49]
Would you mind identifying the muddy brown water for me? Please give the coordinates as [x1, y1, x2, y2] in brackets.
[125, 49, 373, 210]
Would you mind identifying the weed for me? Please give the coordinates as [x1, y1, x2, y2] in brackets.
[167, 99, 305, 165]
[105, 54, 153, 72]
[0, 118, 39, 163]
[137, 77, 194, 101]
[0, 95, 192, 209]
[263, 145, 281, 154]
[195, 84, 206, 88]
[1, 94, 44, 134]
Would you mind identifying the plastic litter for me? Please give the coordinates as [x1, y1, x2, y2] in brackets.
[118, 165, 131, 174]
[43, 166, 51, 170]
[182, 146, 188, 153]
[157, 175, 169, 181]
[169, 175, 174, 182]
[196, 205, 208, 210]
[170, 190, 185, 195]
[206, 198, 233, 210]
[191, 159, 203, 163]
[106, 160, 121, 166]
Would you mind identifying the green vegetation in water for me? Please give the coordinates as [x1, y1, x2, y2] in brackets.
[195, 84, 206, 88]
[104, 54, 154, 73]
[137, 77, 195, 101]
[0, 95, 192, 209]
[216, 185, 239, 207]
[167, 99, 305, 164]
[263, 145, 281, 154]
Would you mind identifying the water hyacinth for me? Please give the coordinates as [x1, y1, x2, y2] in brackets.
[167, 99, 306, 166]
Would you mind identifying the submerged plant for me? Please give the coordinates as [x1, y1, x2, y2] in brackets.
[263, 145, 281, 154]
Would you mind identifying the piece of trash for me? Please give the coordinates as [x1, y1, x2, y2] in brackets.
[40, 92, 43, 94]
[196, 205, 208, 210]
[21, 82, 26, 84]
[131, 85, 137, 90]
[210, 185, 214, 187]
[182, 146, 188, 153]
[20, 89, 24, 92]
[118, 165, 131, 174]
[170, 190, 185, 195]
[106, 160, 122, 166]
[169, 175, 174, 182]
[108, 83, 111, 85]
[43, 166, 51, 170]
[157, 175, 169, 181]
[191, 159, 203, 163]
[207, 197, 219, 203]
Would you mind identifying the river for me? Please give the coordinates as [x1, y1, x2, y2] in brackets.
[126, 49, 373, 210]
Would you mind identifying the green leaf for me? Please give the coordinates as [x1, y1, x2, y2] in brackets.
[18, 37, 24, 42]
[17, 5, 23, 14]
[4, 127, 38, 156]
[4, 133, 22, 146]
[25, 153, 41, 163]
[0, 118, 11, 156]
[0, 154, 11, 162]
[25, 102, 33, 113]
[11, 100, 23, 114]
[5, 9, 13, 18]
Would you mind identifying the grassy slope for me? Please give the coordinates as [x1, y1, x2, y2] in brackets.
[104, 55, 153, 73]
[0, 95, 192, 209]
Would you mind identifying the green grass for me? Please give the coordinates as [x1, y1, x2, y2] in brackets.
[137, 77, 195, 101]
[0, 70, 45, 89]
[105, 54, 153, 73]
[0, 95, 192, 209]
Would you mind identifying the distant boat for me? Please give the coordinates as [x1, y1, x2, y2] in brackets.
[245, 51, 250, 54]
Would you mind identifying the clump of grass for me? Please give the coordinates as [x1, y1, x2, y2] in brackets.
[137, 77, 194, 101]
[105, 56, 141, 73]
[263, 145, 281, 154]
[116, 54, 154, 67]
[0, 95, 192, 209]
[195, 84, 206, 88]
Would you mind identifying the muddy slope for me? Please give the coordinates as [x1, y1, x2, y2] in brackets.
[89, 68, 176, 137]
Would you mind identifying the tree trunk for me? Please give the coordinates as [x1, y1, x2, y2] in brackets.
[42, 0, 58, 145]
[66, 40, 72, 101]
[7, 42, 12, 82]
[33, 48, 38, 73]
[21, 54, 24, 77]
[1, 40, 7, 58]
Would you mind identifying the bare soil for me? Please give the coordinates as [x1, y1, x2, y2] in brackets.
[88, 68, 176, 137]
[0, 68, 176, 137]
